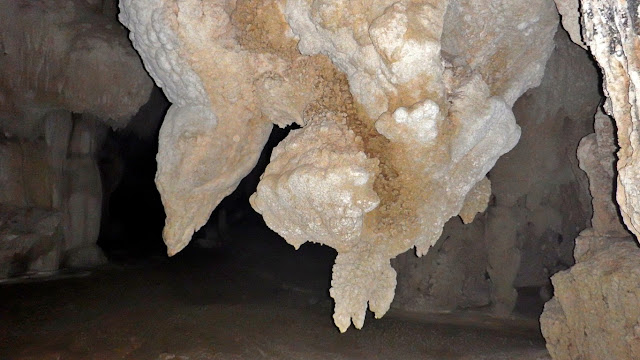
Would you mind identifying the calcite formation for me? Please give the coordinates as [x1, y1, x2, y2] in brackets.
[542, 3, 640, 358]
[0, 0, 153, 137]
[120, 0, 558, 331]
[0, 0, 153, 278]
[577, 110, 630, 237]
[555, 0, 640, 241]
[541, 236, 640, 360]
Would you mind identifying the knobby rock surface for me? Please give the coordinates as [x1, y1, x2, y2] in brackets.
[120, 0, 557, 332]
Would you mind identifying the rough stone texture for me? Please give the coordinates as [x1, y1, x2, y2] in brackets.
[0, 0, 150, 278]
[61, 115, 108, 268]
[392, 216, 491, 313]
[0, 0, 153, 137]
[262, 0, 555, 332]
[392, 27, 599, 316]
[0, 113, 108, 277]
[120, 0, 557, 332]
[554, 0, 587, 48]
[0, 205, 63, 278]
[539, 2, 640, 358]
[120, 0, 303, 255]
[486, 27, 599, 314]
[541, 236, 640, 360]
[576, 0, 640, 242]
[540, 106, 637, 359]
[577, 109, 630, 237]
[458, 177, 491, 225]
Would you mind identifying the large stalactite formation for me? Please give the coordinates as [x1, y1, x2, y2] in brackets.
[119, 0, 558, 332]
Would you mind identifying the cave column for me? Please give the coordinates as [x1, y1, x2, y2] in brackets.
[485, 206, 521, 315]
[44, 110, 74, 209]
[61, 114, 107, 268]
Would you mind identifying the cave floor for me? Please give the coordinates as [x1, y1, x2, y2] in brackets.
[0, 219, 550, 360]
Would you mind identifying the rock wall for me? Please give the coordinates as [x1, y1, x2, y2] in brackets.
[0, 0, 153, 278]
[554, 0, 640, 241]
[119, 0, 559, 332]
[0, 113, 109, 277]
[392, 27, 600, 315]
[0, 0, 152, 137]
[541, 236, 640, 360]
[539, 1, 640, 359]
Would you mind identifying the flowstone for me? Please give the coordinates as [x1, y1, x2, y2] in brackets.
[120, 0, 558, 331]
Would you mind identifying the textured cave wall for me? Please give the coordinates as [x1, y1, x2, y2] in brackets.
[0, 0, 152, 136]
[119, 0, 561, 332]
[392, 27, 600, 315]
[0, 0, 153, 278]
[540, 1, 640, 358]
[541, 109, 638, 360]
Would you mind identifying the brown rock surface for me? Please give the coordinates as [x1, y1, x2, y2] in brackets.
[541, 236, 640, 360]
[121, 0, 558, 331]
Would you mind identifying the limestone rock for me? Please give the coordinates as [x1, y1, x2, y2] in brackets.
[553, 0, 587, 49]
[0, 205, 63, 278]
[458, 177, 491, 225]
[540, 4, 640, 357]
[392, 216, 491, 313]
[541, 236, 640, 360]
[577, 109, 630, 237]
[574, 0, 640, 241]
[121, 0, 557, 332]
[250, 117, 380, 252]
[0, 0, 151, 279]
[119, 0, 317, 255]
[484, 27, 599, 314]
[392, 27, 599, 317]
[0, 114, 109, 278]
[64, 245, 107, 269]
[0, 0, 153, 137]
[0, 139, 55, 209]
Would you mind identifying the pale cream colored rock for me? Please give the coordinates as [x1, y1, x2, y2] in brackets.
[442, 0, 559, 106]
[122, 0, 558, 332]
[577, 0, 640, 241]
[541, 236, 640, 360]
[120, 0, 295, 255]
[0, 0, 153, 137]
[250, 115, 380, 252]
[459, 177, 491, 225]
[577, 109, 630, 237]
[541, 2, 640, 356]
[553, 0, 587, 49]
[257, 0, 554, 332]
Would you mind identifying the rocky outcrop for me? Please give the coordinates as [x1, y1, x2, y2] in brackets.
[577, 110, 629, 237]
[540, 1, 640, 358]
[120, 0, 558, 332]
[392, 27, 600, 316]
[0, 112, 110, 277]
[0, 0, 153, 137]
[0, 0, 153, 278]
[557, 0, 640, 241]
[540, 110, 638, 359]
[541, 235, 640, 360]
[0, 206, 62, 278]
[540, 86, 636, 360]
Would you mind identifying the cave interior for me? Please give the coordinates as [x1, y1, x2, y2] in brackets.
[1, 0, 639, 359]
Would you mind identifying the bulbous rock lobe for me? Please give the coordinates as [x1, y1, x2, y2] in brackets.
[121, 0, 558, 332]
